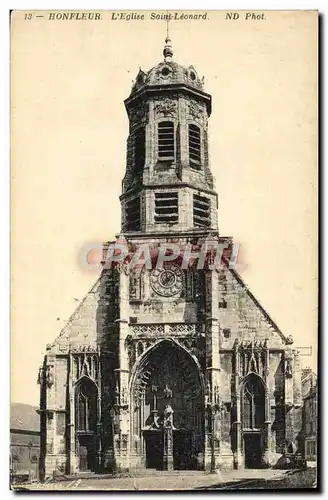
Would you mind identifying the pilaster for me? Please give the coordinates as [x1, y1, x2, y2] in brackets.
[114, 269, 131, 471]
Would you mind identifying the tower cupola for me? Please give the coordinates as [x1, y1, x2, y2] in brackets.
[120, 39, 217, 235]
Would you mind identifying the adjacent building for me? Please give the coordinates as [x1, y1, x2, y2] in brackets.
[10, 403, 40, 482]
[38, 37, 303, 478]
[301, 368, 317, 462]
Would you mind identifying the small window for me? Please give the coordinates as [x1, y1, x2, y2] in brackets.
[158, 121, 174, 161]
[129, 272, 141, 301]
[126, 197, 141, 231]
[189, 124, 201, 167]
[155, 192, 178, 224]
[219, 299, 227, 309]
[223, 328, 231, 339]
[193, 194, 211, 227]
[134, 127, 145, 174]
[161, 67, 170, 77]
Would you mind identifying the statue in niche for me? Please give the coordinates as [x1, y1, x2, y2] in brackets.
[285, 359, 293, 379]
[37, 367, 44, 385]
[163, 384, 172, 399]
[163, 404, 174, 428]
[46, 366, 54, 388]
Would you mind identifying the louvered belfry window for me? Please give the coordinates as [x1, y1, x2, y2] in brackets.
[189, 124, 201, 167]
[155, 192, 178, 224]
[158, 121, 174, 161]
[193, 193, 211, 227]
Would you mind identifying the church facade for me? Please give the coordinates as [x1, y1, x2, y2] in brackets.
[38, 38, 303, 478]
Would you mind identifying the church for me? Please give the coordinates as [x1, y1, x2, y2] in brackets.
[38, 36, 303, 478]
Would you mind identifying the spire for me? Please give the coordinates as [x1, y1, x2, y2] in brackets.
[163, 13, 173, 62]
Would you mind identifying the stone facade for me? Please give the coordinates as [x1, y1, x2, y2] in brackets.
[301, 369, 317, 462]
[39, 38, 303, 478]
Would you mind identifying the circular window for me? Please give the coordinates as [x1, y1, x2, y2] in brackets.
[161, 67, 170, 77]
[190, 71, 196, 81]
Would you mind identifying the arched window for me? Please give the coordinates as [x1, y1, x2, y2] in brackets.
[242, 374, 265, 430]
[188, 124, 201, 167]
[75, 378, 97, 432]
[158, 121, 174, 161]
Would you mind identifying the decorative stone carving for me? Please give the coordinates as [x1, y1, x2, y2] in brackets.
[46, 365, 54, 388]
[286, 335, 294, 345]
[73, 353, 99, 381]
[168, 324, 198, 336]
[130, 324, 165, 337]
[188, 101, 204, 121]
[70, 344, 98, 353]
[154, 98, 177, 117]
[235, 340, 268, 379]
[129, 101, 148, 127]
[121, 387, 128, 407]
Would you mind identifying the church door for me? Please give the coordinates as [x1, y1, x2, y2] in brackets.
[244, 433, 262, 468]
[241, 374, 266, 469]
[144, 431, 164, 469]
[132, 340, 203, 470]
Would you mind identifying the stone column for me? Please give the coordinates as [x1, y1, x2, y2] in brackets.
[114, 268, 131, 471]
[233, 341, 243, 469]
[68, 354, 78, 474]
[163, 426, 174, 471]
[96, 355, 102, 470]
[44, 356, 57, 476]
[263, 341, 272, 466]
[179, 97, 189, 174]
[204, 269, 221, 471]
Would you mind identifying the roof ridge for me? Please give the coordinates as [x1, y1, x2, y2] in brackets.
[222, 259, 290, 345]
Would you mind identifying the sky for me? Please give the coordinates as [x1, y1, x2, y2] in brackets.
[11, 10, 318, 406]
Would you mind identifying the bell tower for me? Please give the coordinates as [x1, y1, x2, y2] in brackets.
[121, 37, 218, 234]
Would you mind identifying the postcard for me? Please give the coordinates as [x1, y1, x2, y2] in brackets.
[10, 10, 318, 491]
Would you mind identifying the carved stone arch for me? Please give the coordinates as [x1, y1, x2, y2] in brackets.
[129, 338, 205, 395]
[137, 340, 144, 358]
[129, 338, 205, 470]
[129, 336, 205, 412]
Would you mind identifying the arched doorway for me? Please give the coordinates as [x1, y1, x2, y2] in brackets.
[75, 377, 98, 471]
[241, 373, 266, 468]
[131, 340, 204, 470]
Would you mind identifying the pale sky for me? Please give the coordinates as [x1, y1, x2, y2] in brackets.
[11, 10, 318, 406]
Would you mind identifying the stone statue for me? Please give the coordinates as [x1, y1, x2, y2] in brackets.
[46, 366, 54, 388]
[163, 404, 174, 428]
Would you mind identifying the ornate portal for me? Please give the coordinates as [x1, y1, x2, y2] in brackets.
[131, 341, 204, 470]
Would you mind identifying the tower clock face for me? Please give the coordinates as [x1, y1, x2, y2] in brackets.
[150, 264, 184, 297]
